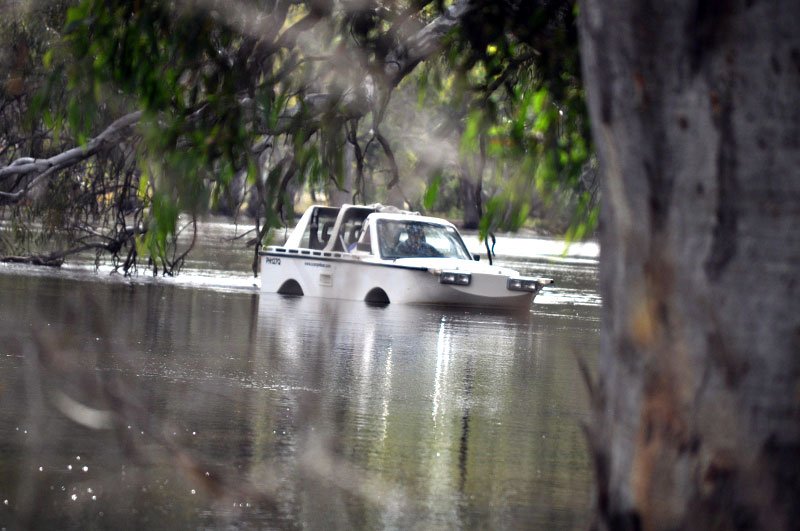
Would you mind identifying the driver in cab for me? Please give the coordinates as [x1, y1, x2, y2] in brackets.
[395, 224, 441, 257]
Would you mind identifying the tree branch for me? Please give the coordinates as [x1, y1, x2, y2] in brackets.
[374, 130, 399, 189]
[383, 0, 476, 87]
[270, 0, 476, 132]
[0, 111, 142, 182]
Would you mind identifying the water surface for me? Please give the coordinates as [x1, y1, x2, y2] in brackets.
[0, 221, 598, 529]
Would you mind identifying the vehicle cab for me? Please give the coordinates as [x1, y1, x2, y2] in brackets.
[352, 213, 474, 262]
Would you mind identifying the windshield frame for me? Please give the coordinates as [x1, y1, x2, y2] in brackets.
[376, 219, 473, 260]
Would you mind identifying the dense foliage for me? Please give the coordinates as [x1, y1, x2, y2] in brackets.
[0, 0, 595, 274]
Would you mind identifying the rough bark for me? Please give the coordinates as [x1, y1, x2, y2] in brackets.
[579, 1, 800, 529]
[459, 176, 481, 230]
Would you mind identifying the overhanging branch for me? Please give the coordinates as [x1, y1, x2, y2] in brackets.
[384, 0, 475, 87]
[0, 111, 142, 182]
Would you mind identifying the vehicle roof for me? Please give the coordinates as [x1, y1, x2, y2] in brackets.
[367, 212, 458, 228]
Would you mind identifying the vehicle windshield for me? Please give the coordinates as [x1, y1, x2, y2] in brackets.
[377, 220, 472, 260]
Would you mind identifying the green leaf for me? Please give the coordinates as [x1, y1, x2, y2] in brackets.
[460, 109, 481, 155]
[532, 88, 548, 114]
[423, 172, 442, 211]
[533, 108, 553, 135]
[479, 196, 503, 241]
[245, 158, 259, 186]
[137, 171, 150, 201]
[513, 203, 531, 229]
[43, 49, 54, 69]
[416, 68, 429, 108]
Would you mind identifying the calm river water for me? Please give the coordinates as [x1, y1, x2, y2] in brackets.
[0, 220, 599, 530]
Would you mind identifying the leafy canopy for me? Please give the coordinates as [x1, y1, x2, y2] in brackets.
[1, 0, 595, 272]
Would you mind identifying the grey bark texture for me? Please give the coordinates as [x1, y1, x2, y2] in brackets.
[579, 1, 800, 529]
[459, 176, 481, 230]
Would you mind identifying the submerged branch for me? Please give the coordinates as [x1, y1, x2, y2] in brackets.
[0, 225, 142, 268]
[0, 253, 66, 267]
[165, 217, 198, 275]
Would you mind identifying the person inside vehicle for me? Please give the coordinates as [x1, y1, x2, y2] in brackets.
[395, 224, 441, 257]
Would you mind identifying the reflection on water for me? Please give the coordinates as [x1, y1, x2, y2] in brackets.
[0, 222, 598, 529]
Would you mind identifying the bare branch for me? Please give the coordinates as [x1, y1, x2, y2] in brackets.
[271, 0, 477, 132]
[275, 10, 324, 50]
[0, 111, 142, 182]
[374, 130, 399, 189]
[346, 119, 365, 202]
[384, 0, 476, 87]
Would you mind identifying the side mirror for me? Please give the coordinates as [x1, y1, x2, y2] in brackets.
[472, 253, 480, 261]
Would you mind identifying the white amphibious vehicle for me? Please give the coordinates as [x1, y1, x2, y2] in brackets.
[259, 204, 553, 308]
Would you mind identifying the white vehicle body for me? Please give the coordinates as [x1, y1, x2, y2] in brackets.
[259, 204, 553, 309]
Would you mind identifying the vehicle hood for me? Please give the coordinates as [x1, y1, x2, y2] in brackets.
[390, 257, 521, 277]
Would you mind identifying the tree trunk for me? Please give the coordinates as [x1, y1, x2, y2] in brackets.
[329, 143, 354, 207]
[459, 176, 481, 230]
[579, 2, 800, 530]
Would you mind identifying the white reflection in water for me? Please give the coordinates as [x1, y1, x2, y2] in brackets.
[355, 317, 376, 437]
[380, 346, 393, 446]
[432, 317, 452, 424]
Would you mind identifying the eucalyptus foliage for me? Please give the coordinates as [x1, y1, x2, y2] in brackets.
[1, 0, 596, 274]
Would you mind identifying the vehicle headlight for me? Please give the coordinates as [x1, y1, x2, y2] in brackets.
[507, 277, 540, 292]
[440, 271, 471, 286]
